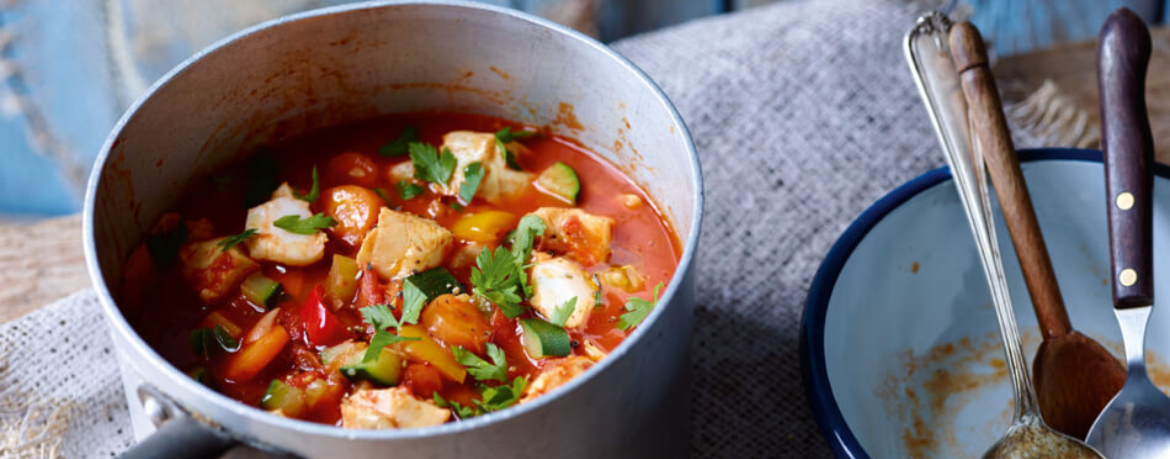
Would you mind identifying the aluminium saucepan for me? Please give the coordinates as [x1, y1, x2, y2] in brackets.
[82, 2, 703, 457]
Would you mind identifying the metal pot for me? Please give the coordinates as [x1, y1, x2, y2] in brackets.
[82, 1, 703, 458]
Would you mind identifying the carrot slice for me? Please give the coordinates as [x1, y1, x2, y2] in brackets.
[225, 325, 290, 382]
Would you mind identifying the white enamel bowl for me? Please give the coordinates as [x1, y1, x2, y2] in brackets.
[802, 149, 1170, 458]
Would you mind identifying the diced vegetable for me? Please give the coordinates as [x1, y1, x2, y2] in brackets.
[202, 311, 243, 337]
[402, 363, 444, 399]
[405, 268, 463, 302]
[325, 254, 361, 307]
[245, 309, 280, 344]
[451, 211, 518, 243]
[395, 325, 467, 383]
[303, 377, 346, 411]
[320, 341, 362, 367]
[320, 185, 383, 247]
[519, 318, 571, 359]
[535, 162, 580, 204]
[301, 285, 350, 347]
[598, 265, 645, 293]
[420, 294, 491, 354]
[340, 347, 404, 386]
[225, 324, 290, 382]
[241, 272, 283, 308]
[261, 379, 306, 417]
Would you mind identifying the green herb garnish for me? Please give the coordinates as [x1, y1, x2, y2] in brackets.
[458, 162, 484, 203]
[379, 126, 420, 157]
[550, 297, 577, 327]
[360, 304, 420, 363]
[616, 282, 664, 330]
[397, 180, 424, 200]
[453, 344, 508, 382]
[474, 376, 528, 413]
[410, 142, 457, 186]
[189, 324, 240, 357]
[470, 247, 525, 318]
[494, 127, 536, 144]
[273, 213, 336, 235]
[434, 393, 479, 420]
[293, 166, 320, 203]
[216, 228, 257, 252]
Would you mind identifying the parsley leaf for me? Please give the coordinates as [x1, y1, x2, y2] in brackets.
[410, 142, 457, 186]
[364, 331, 418, 363]
[470, 247, 524, 318]
[379, 126, 420, 157]
[453, 344, 508, 382]
[361, 304, 400, 331]
[360, 304, 420, 363]
[397, 180, 424, 200]
[458, 162, 484, 203]
[434, 393, 479, 420]
[474, 376, 528, 413]
[503, 149, 523, 171]
[216, 228, 257, 252]
[550, 297, 577, 327]
[374, 187, 392, 203]
[273, 213, 336, 235]
[147, 219, 188, 267]
[293, 166, 320, 203]
[507, 214, 546, 264]
[494, 127, 536, 144]
[617, 282, 664, 330]
[401, 281, 426, 329]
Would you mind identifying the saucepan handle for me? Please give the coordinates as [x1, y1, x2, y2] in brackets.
[1098, 7, 1155, 310]
[119, 415, 238, 459]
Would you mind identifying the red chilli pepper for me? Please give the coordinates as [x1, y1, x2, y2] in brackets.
[301, 285, 348, 347]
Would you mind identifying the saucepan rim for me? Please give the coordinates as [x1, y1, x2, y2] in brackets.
[82, 0, 704, 441]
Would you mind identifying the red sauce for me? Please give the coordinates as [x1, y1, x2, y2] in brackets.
[121, 112, 680, 426]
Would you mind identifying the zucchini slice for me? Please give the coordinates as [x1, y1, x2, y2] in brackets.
[519, 318, 571, 359]
[340, 347, 403, 386]
[241, 272, 283, 308]
[535, 162, 580, 204]
[260, 379, 305, 416]
[406, 267, 463, 301]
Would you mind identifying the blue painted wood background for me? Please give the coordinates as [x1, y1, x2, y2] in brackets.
[0, 0, 1164, 216]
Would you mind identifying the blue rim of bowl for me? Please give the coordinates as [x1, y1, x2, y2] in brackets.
[800, 147, 1170, 458]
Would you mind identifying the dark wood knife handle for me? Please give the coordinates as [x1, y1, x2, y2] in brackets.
[949, 22, 1072, 337]
[1098, 8, 1154, 310]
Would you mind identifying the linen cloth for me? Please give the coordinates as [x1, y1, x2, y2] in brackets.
[0, 0, 1057, 457]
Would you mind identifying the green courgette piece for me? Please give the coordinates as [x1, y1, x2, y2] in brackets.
[320, 341, 362, 366]
[241, 272, 283, 308]
[519, 318, 571, 359]
[406, 267, 463, 301]
[260, 379, 305, 415]
[340, 347, 403, 386]
[535, 162, 580, 204]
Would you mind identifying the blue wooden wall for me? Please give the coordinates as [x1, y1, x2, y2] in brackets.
[0, 0, 1167, 216]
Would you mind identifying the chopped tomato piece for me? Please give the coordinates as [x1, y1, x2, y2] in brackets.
[401, 363, 443, 399]
[225, 324, 290, 382]
[328, 153, 378, 188]
[301, 285, 350, 347]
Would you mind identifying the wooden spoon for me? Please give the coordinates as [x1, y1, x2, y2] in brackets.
[949, 22, 1126, 440]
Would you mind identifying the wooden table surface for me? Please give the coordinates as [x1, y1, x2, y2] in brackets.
[5, 28, 1170, 323]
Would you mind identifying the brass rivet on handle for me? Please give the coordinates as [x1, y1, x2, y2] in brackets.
[1117, 192, 1135, 210]
[1120, 268, 1138, 287]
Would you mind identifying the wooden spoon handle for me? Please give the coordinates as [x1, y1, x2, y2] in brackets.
[949, 22, 1072, 337]
[1098, 8, 1154, 310]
